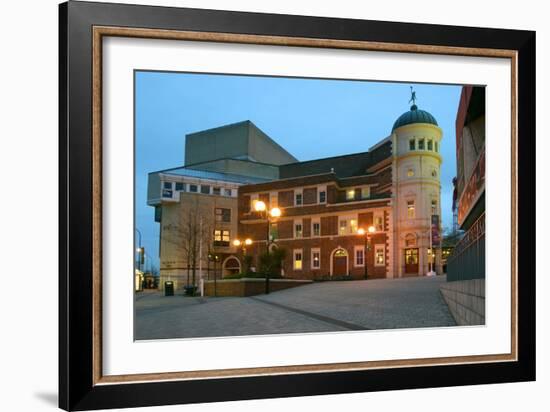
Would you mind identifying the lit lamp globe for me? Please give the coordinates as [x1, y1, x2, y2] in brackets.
[233, 239, 241, 247]
[245, 238, 253, 246]
[357, 228, 366, 236]
[254, 200, 266, 212]
[368, 225, 376, 234]
[269, 207, 281, 218]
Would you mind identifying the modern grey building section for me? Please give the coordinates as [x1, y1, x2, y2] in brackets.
[184, 120, 298, 166]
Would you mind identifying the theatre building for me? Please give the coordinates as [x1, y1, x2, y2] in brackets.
[148, 99, 444, 287]
[238, 101, 444, 280]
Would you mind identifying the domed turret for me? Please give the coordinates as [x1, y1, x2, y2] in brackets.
[392, 104, 438, 132]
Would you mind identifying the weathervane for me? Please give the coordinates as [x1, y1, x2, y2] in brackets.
[409, 86, 418, 108]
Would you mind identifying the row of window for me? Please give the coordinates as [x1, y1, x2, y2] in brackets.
[290, 214, 385, 239]
[162, 181, 234, 198]
[292, 246, 386, 270]
[409, 137, 439, 152]
[406, 199, 438, 219]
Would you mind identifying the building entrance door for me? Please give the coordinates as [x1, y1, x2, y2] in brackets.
[404, 248, 419, 275]
[332, 249, 348, 276]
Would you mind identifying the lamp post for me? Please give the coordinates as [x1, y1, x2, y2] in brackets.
[253, 200, 281, 294]
[357, 225, 376, 279]
[233, 238, 253, 274]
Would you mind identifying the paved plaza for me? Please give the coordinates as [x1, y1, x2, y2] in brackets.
[135, 276, 456, 340]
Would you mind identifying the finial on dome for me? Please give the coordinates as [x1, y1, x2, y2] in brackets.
[409, 86, 417, 110]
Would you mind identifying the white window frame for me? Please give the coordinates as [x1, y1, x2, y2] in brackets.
[374, 211, 384, 232]
[339, 215, 358, 236]
[407, 200, 415, 219]
[294, 189, 303, 206]
[374, 244, 386, 267]
[293, 249, 303, 271]
[311, 218, 321, 237]
[294, 219, 303, 238]
[354, 245, 365, 267]
[318, 185, 327, 204]
[311, 248, 321, 269]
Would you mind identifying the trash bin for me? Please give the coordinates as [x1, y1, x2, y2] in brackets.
[164, 281, 174, 296]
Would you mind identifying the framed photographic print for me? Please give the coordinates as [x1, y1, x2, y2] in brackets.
[59, 1, 536, 410]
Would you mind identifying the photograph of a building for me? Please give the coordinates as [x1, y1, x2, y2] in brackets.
[136, 71, 482, 339]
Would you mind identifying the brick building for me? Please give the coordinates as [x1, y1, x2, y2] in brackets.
[148, 100, 445, 288]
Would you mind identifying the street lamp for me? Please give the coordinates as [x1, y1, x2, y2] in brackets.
[254, 200, 282, 294]
[233, 238, 253, 275]
[357, 225, 376, 279]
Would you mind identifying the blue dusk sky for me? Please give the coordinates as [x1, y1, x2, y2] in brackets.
[135, 71, 462, 270]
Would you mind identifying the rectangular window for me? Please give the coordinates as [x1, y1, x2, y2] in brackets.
[409, 139, 416, 150]
[224, 188, 232, 197]
[270, 192, 278, 208]
[374, 213, 384, 231]
[407, 200, 415, 219]
[431, 199, 437, 215]
[427, 139, 433, 151]
[435, 141, 439, 152]
[346, 189, 355, 200]
[213, 187, 221, 195]
[175, 182, 185, 191]
[162, 189, 173, 198]
[294, 221, 303, 238]
[295, 192, 303, 206]
[213, 229, 230, 246]
[319, 190, 326, 203]
[200, 185, 211, 194]
[418, 138, 425, 150]
[339, 217, 358, 235]
[361, 187, 370, 199]
[375, 245, 385, 266]
[189, 184, 198, 192]
[355, 246, 365, 267]
[311, 248, 321, 269]
[293, 249, 303, 270]
[215, 208, 231, 223]
[163, 181, 172, 189]
[312, 220, 320, 237]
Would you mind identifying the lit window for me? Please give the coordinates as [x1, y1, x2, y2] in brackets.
[175, 182, 185, 191]
[427, 139, 433, 151]
[319, 190, 326, 203]
[189, 184, 198, 192]
[418, 138, 425, 150]
[355, 246, 364, 267]
[200, 185, 211, 194]
[311, 249, 321, 269]
[431, 200, 437, 215]
[407, 169, 415, 177]
[312, 221, 320, 237]
[295, 192, 302, 206]
[346, 189, 355, 200]
[407, 200, 415, 219]
[350, 219, 358, 233]
[375, 245, 385, 266]
[409, 139, 416, 151]
[361, 187, 370, 199]
[339, 220, 347, 235]
[213, 229, 230, 246]
[295, 222, 303, 238]
[212, 187, 221, 195]
[293, 250, 303, 270]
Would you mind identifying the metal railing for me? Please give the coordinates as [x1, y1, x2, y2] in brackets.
[446, 213, 485, 282]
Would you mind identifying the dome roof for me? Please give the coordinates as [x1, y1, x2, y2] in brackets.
[392, 104, 438, 132]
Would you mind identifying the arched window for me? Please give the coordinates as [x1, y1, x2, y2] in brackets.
[405, 233, 417, 247]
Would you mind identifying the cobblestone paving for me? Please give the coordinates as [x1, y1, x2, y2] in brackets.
[135, 276, 456, 340]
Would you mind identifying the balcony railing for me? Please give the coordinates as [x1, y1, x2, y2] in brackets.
[446, 213, 485, 282]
